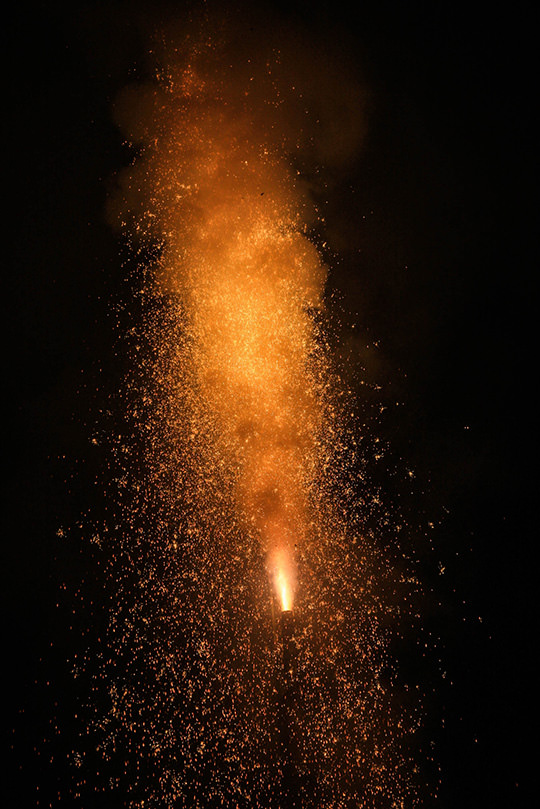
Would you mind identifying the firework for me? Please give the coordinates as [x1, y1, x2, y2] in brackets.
[72, 12, 428, 808]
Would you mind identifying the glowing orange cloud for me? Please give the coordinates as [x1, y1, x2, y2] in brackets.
[109, 37, 331, 611]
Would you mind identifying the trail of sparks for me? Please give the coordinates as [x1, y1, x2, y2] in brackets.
[70, 20, 432, 809]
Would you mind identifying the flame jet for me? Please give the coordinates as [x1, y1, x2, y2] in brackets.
[110, 33, 329, 611]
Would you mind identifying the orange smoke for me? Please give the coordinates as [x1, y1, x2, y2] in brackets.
[109, 35, 332, 610]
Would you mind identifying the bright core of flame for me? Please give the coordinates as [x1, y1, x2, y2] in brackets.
[276, 568, 292, 612]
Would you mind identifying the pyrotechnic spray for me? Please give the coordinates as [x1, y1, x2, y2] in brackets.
[87, 12, 426, 808]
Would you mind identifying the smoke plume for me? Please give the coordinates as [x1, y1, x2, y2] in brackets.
[107, 9, 367, 606]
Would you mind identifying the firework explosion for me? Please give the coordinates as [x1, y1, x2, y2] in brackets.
[71, 13, 431, 808]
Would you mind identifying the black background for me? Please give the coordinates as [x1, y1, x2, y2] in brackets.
[5, 1, 535, 806]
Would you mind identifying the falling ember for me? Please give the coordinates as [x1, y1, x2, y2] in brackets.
[73, 11, 433, 809]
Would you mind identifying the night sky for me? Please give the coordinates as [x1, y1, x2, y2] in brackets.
[5, 1, 534, 807]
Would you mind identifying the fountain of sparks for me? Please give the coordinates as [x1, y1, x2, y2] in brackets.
[72, 14, 431, 809]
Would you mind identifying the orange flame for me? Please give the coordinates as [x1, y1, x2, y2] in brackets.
[276, 568, 292, 612]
